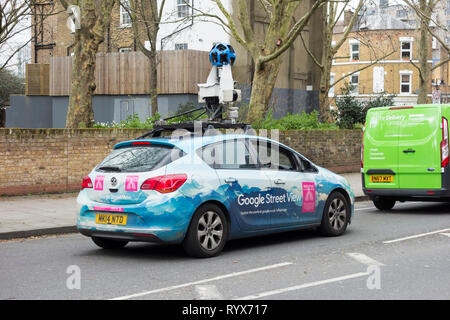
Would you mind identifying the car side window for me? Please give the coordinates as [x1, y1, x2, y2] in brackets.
[198, 139, 258, 170]
[297, 155, 318, 173]
[251, 140, 297, 171]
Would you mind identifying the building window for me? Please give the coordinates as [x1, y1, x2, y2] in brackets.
[447, 1, 450, 15]
[397, 9, 407, 18]
[350, 73, 359, 94]
[401, 41, 412, 60]
[329, 73, 335, 97]
[400, 72, 412, 94]
[120, 1, 132, 27]
[350, 41, 359, 61]
[175, 43, 188, 50]
[373, 66, 385, 93]
[177, 0, 190, 18]
[119, 47, 132, 52]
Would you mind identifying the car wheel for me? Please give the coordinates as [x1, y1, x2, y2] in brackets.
[91, 237, 129, 249]
[318, 192, 350, 236]
[183, 203, 228, 258]
[373, 197, 396, 211]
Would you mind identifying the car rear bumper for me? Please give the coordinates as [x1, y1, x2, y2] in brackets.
[77, 224, 185, 243]
[78, 227, 165, 243]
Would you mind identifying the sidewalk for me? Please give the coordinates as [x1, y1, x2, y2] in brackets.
[0, 173, 365, 240]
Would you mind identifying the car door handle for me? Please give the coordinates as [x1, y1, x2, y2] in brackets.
[403, 149, 415, 153]
[274, 179, 286, 185]
[225, 177, 237, 183]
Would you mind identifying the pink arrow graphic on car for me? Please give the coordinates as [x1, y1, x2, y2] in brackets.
[125, 176, 139, 191]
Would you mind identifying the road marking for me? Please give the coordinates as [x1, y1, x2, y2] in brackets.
[383, 228, 450, 244]
[347, 252, 385, 266]
[439, 232, 450, 238]
[195, 285, 224, 300]
[354, 202, 420, 211]
[110, 262, 292, 300]
[235, 272, 369, 300]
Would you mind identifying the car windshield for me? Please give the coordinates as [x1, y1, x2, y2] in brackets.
[96, 145, 181, 173]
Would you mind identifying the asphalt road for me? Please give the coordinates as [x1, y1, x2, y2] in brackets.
[0, 201, 449, 300]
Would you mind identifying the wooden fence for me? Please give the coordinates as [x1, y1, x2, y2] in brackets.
[45, 50, 210, 96]
[25, 64, 50, 95]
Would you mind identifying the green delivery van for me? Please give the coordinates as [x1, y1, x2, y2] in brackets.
[362, 104, 450, 210]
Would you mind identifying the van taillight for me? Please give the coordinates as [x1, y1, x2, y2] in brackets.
[361, 124, 365, 168]
[141, 174, 187, 193]
[441, 117, 449, 167]
[81, 176, 93, 190]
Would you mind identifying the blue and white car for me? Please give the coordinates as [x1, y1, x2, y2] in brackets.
[77, 132, 355, 258]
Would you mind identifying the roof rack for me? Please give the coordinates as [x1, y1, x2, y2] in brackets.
[137, 122, 254, 139]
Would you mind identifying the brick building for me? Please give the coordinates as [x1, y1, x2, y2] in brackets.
[330, 4, 434, 107]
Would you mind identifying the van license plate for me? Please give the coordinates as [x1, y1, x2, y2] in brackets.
[95, 213, 127, 225]
[370, 175, 393, 183]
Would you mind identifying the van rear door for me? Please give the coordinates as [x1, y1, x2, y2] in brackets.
[364, 108, 402, 189]
[397, 106, 441, 189]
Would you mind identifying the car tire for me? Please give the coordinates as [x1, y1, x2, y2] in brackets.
[91, 236, 129, 249]
[318, 191, 350, 237]
[372, 197, 395, 211]
[182, 203, 228, 258]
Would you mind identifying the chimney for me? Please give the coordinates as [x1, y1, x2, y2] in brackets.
[344, 10, 354, 27]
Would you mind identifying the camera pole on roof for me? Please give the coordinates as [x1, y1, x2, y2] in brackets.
[139, 43, 248, 139]
[197, 43, 241, 123]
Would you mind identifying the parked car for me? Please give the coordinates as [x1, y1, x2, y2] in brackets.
[362, 104, 450, 210]
[77, 132, 354, 257]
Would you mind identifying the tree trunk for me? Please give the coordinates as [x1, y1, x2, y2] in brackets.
[149, 51, 158, 116]
[65, 30, 99, 128]
[416, 0, 431, 104]
[63, 0, 115, 128]
[246, 59, 282, 124]
[318, 59, 333, 123]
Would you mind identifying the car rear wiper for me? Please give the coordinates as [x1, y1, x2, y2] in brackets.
[98, 166, 122, 172]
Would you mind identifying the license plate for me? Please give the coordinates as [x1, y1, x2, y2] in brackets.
[370, 175, 394, 183]
[95, 213, 127, 225]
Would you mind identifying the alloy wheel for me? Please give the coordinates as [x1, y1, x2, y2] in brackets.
[197, 211, 223, 251]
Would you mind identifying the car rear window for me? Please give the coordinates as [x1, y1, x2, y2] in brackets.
[96, 145, 185, 173]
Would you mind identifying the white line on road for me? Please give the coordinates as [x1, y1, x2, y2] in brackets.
[195, 285, 224, 300]
[347, 252, 385, 266]
[354, 202, 421, 211]
[383, 228, 450, 244]
[439, 232, 450, 238]
[110, 262, 292, 300]
[235, 272, 370, 300]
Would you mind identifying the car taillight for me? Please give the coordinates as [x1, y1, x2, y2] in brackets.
[441, 117, 449, 167]
[141, 174, 187, 193]
[81, 176, 93, 190]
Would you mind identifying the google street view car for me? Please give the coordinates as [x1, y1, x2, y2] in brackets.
[77, 124, 355, 257]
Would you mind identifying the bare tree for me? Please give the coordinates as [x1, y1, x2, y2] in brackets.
[120, 0, 166, 116]
[402, 0, 450, 103]
[203, 0, 327, 123]
[301, 0, 396, 122]
[0, 0, 59, 71]
[59, 0, 116, 128]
